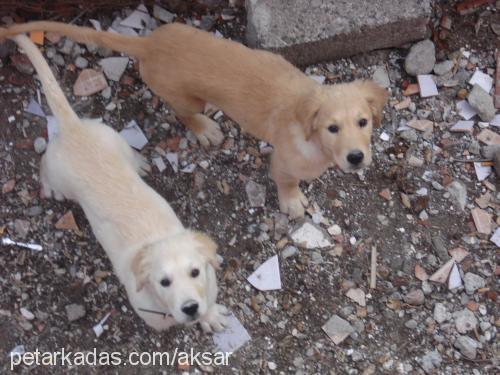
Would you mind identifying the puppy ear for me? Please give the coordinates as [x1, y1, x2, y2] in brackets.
[193, 232, 220, 271]
[296, 91, 322, 141]
[131, 247, 150, 292]
[358, 80, 388, 128]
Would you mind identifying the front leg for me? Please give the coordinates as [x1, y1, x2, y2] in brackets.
[199, 303, 229, 333]
[271, 153, 309, 219]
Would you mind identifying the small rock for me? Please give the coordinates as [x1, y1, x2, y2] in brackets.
[20, 307, 35, 321]
[372, 66, 390, 88]
[282, 245, 298, 259]
[153, 5, 175, 23]
[453, 308, 478, 334]
[99, 57, 129, 82]
[446, 180, 467, 211]
[245, 180, 266, 207]
[73, 69, 108, 96]
[74, 56, 88, 69]
[405, 40, 436, 76]
[65, 303, 86, 322]
[322, 315, 355, 345]
[25, 206, 43, 217]
[290, 221, 332, 249]
[59, 38, 74, 54]
[327, 224, 342, 236]
[468, 84, 496, 121]
[433, 303, 451, 324]
[346, 288, 366, 307]
[405, 319, 418, 329]
[14, 219, 30, 239]
[403, 289, 425, 305]
[400, 129, 418, 142]
[53, 54, 65, 66]
[454, 335, 478, 360]
[433, 60, 454, 76]
[33, 137, 47, 154]
[463, 272, 485, 295]
[420, 350, 442, 374]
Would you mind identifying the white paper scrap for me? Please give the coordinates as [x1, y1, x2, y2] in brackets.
[450, 120, 474, 133]
[247, 255, 281, 291]
[213, 313, 251, 353]
[469, 70, 493, 93]
[153, 157, 166, 172]
[119, 120, 148, 150]
[89, 19, 102, 31]
[448, 263, 462, 290]
[120, 4, 151, 30]
[92, 312, 111, 338]
[417, 75, 438, 97]
[25, 98, 45, 117]
[490, 228, 500, 247]
[474, 162, 492, 182]
[165, 153, 178, 173]
[457, 100, 478, 120]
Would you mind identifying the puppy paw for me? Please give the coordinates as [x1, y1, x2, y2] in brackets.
[133, 151, 151, 176]
[279, 190, 309, 219]
[199, 304, 229, 333]
[195, 118, 224, 148]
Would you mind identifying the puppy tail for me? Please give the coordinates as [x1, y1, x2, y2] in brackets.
[1, 21, 147, 59]
[11, 34, 79, 131]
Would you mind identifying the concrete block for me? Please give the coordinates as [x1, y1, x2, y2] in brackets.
[246, 0, 432, 66]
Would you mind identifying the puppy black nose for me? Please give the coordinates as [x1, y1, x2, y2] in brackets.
[181, 301, 199, 316]
[347, 150, 364, 166]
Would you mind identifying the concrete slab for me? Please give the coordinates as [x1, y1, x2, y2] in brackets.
[246, 0, 432, 66]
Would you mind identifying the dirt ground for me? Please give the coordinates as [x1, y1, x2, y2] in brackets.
[0, 1, 498, 374]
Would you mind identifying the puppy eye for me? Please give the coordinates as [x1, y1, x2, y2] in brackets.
[191, 268, 200, 278]
[328, 124, 339, 133]
[160, 278, 171, 287]
[358, 118, 368, 127]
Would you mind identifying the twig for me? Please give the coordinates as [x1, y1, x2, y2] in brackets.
[370, 246, 377, 289]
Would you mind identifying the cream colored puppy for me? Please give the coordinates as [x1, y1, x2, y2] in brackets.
[1, 22, 388, 218]
[11, 34, 227, 332]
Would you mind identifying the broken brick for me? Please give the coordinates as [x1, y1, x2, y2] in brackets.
[471, 207, 492, 235]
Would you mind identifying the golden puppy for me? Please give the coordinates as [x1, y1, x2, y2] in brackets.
[1, 22, 388, 218]
[10, 33, 227, 332]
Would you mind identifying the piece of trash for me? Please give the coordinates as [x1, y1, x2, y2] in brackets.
[457, 100, 478, 120]
[448, 262, 462, 290]
[8, 115, 15, 123]
[9, 345, 25, 358]
[119, 120, 148, 150]
[55, 210, 80, 232]
[73, 69, 108, 96]
[471, 207, 492, 235]
[213, 313, 251, 353]
[247, 255, 281, 291]
[429, 258, 455, 284]
[92, 312, 111, 338]
[165, 153, 178, 173]
[309, 75, 325, 84]
[46, 116, 59, 141]
[99, 57, 129, 82]
[473, 162, 492, 181]
[180, 164, 196, 173]
[25, 98, 45, 118]
[417, 75, 438, 97]
[213, 111, 224, 120]
[290, 221, 332, 249]
[490, 228, 500, 247]
[379, 132, 390, 141]
[346, 288, 366, 306]
[152, 157, 166, 172]
[322, 315, 355, 345]
[469, 70, 493, 93]
[29, 31, 44, 45]
[2, 237, 42, 251]
[120, 4, 151, 30]
[89, 19, 102, 31]
[450, 120, 474, 133]
[245, 180, 266, 207]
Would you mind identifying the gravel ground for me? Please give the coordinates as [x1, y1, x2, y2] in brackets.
[0, 1, 499, 374]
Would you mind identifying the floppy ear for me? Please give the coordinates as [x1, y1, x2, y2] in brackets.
[358, 80, 388, 128]
[296, 91, 322, 141]
[193, 232, 220, 271]
[131, 247, 150, 292]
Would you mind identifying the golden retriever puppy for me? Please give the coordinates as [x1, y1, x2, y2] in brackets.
[10, 33, 227, 332]
[1, 22, 388, 218]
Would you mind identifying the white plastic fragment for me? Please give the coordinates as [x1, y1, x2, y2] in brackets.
[152, 157, 166, 172]
[213, 313, 251, 353]
[247, 255, 281, 291]
[473, 162, 492, 182]
[25, 98, 45, 117]
[417, 75, 438, 97]
[469, 70, 493, 93]
[457, 100, 478, 120]
[490, 228, 500, 247]
[120, 4, 151, 30]
[165, 153, 178, 173]
[119, 120, 148, 150]
[380, 132, 390, 141]
[448, 263, 462, 290]
[2, 237, 42, 251]
[450, 120, 474, 133]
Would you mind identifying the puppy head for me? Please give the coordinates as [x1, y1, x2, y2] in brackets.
[297, 80, 388, 172]
[131, 231, 219, 324]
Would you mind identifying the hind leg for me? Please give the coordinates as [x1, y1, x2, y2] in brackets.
[40, 155, 65, 201]
[170, 96, 224, 147]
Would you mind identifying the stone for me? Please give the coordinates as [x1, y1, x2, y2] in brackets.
[33, 137, 47, 154]
[153, 5, 175, 23]
[11, 54, 34, 75]
[404, 39, 436, 76]
[346, 288, 366, 306]
[403, 289, 425, 305]
[468, 84, 496, 121]
[471, 207, 492, 235]
[446, 180, 467, 211]
[74, 56, 89, 69]
[477, 129, 500, 146]
[282, 245, 298, 259]
[453, 308, 478, 334]
[246, 0, 432, 66]
[73, 69, 108, 96]
[25, 206, 43, 217]
[245, 180, 266, 207]
[327, 224, 342, 236]
[290, 221, 332, 249]
[454, 335, 478, 360]
[14, 219, 30, 239]
[372, 66, 390, 88]
[322, 315, 355, 345]
[99, 57, 129, 82]
[65, 303, 86, 322]
[433, 303, 451, 324]
[408, 119, 433, 132]
[463, 272, 485, 295]
[59, 38, 74, 55]
[433, 60, 454, 76]
[420, 350, 442, 374]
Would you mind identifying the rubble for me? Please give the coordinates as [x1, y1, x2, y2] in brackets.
[468, 84, 496, 121]
[65, 304, 86, 322]
[404, 40, 435, 76]
[453, 308, 478, 334]
[245, 180, 266, 207]
[290, 221, 332, 249]
[463, 272, 485, 294]
[322, 315, 355, 345]
[454, 335, 478, 360]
